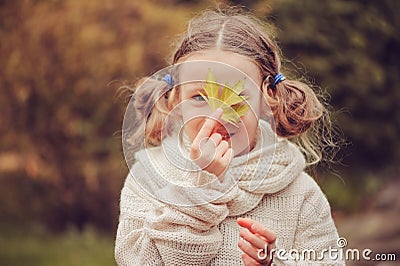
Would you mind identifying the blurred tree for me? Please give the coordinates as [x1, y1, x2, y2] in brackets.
[0, 0, 399, 232]
[0, 0, 191, 232]
[262, 0, 400, 211]
[268, 0, 400, 171]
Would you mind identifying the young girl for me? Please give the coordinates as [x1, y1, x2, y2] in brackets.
[115, 8, 343, 266]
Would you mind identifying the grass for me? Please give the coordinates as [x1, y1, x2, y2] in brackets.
[0, 224, 116, 266]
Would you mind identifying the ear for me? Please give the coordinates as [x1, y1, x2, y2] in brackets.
[174, 102, 182, 116]
[172, 92, 184, 119]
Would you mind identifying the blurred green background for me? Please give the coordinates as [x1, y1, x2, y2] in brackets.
[1, 0, 399, 265]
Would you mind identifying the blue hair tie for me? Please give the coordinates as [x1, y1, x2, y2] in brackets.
[271, 72, 286, 88]
[162, 74, 174, 89]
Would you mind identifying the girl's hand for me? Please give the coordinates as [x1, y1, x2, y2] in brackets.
[237, 218, 277, 266]
[190, 108, 233, 179]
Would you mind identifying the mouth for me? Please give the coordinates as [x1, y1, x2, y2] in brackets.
[219, 132, 235, 141]
[213, 124, 236, 141]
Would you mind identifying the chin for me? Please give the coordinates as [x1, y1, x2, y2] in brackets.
[231, 141, 251, 157]
[231, 137, 256, 157]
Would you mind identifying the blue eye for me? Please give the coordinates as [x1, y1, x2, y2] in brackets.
[192, 95, 206, 101]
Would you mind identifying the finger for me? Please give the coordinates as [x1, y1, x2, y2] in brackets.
[237, 217, 253, 229]
[209, 132, 223, 147]
[192, 108, 223, 147]
[267, 241, 276, 259]
[196, 133, 222, 159]
[240, 229, 266, 250]
[238, 239, 264, 263]
[216, 151, 232, 178]
[242, 253, 261, 266]
[251, 223, 277, 243]
[194, 133, 222, 164]
[237, 218, 276, 243]
[210, 147, 232, 179]
[221, 147, 233, 163]
[215, 140, 229, 157]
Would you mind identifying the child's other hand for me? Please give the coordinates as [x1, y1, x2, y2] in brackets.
[190, 108, 234, 180]
[237, 218, 276, 266]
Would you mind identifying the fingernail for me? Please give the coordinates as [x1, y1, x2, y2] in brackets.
[215, 108, 223, 115]
[251, 224, 259, 232]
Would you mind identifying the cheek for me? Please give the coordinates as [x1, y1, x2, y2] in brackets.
[180, 99, 210, 120]
[232, 108, 259, 153]
[179, 101, 210, 140]
[182, 119, 202, 140]
[242, 116, 258, 141]
[244, 98, 262, 132]
[247, 123, 259, 148]
[181, 105, 203, 122]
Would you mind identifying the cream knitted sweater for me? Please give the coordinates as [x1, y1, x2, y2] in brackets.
[115, 120, 344, 265]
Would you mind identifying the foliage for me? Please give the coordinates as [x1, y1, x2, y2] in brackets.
[263, 0, 400, 210]
[0, 0, 192, 232]
[268, 0, 400, 171]
[0, 0, 399, 237]
[199, 70, 249, 124]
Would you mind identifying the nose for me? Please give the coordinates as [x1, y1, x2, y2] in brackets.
[215, 113, 240, 129]
[215, 118, 240, 133]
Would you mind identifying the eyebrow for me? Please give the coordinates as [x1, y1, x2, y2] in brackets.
[180, 82, 205, 93]
[181, 80, 253, 95]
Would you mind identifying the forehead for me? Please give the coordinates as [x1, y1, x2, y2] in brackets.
[177, 50, 262, 90]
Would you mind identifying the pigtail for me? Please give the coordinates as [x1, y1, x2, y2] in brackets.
[126, 76, 178, 148]
[269, 79, 323, 137]
[264, 77, 339, 165]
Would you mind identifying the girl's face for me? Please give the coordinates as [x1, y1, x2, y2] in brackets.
[177, 50, 266, 157]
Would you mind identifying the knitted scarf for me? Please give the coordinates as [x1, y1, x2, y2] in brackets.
[130, 119, 305, 217]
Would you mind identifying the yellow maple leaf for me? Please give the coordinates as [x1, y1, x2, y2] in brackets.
[199, 70, 249, 124]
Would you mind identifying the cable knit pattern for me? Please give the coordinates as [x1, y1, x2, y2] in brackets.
[115, 120, 344, 265]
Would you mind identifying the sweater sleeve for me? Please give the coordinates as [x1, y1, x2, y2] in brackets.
[115, 182, 163, 266]
[273, 175, 345, 265]
[115, 170, 237, 266]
